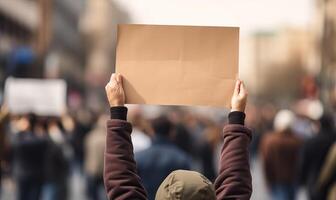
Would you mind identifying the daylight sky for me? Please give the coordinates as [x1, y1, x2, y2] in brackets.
[113, 0, 315, 35]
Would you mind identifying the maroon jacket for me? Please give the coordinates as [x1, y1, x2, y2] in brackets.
[104, 107, 252, 200]
[260, 131, 302, 186]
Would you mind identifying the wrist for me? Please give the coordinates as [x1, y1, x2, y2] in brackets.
[110, 106, 127, 120]
[231, 107, 245, 112]
[228, 111, 245, 125]
[109, 100, 124, 107]
[110, 103, 124, 107]
[231, 108, 244, 112]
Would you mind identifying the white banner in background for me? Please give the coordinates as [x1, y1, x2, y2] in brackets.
[5, 78, 67, 116]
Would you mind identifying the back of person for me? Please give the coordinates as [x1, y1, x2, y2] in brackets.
[44, 138, 70, 200]
[316, 143, 336, 200]
[12, 130, 48, 200]
[13, 131, 48, 180]
[261, 131, 302, 184]
[300, 135, 336, 200]
[0, 107, 8, 192]
[103, 74, 252, 200]
[136, 142, 190, 200]
[298, 114, 336, 200]
[261, 110, 302, 200]
[85, 124, 106, 177]
[84, 115, 107, 200]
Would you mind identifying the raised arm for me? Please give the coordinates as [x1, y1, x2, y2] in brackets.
[214, 80, 252, 200]
[104, 73, 148, 200]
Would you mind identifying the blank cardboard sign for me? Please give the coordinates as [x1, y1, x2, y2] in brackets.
[116, 24, 239, 108]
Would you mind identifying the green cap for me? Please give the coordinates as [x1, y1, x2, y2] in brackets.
[155, 170, 216, 200]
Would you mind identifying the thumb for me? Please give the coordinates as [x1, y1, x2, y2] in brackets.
[234, 79, 241, 96]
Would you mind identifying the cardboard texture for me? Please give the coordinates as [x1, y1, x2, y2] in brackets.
[116, 24, 239, 108]
[5, 78, 67, 116]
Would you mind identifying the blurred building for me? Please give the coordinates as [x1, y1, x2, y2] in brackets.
[0, 0, 85, 73]
[318, 0, 336, 107]
[0, 0, 41, 82]
[240, 0, 336, 107]
[45, 0, 85, 88]
[240, 28, 319, 103]
[80, 0, 113, 86]
[0, 0, 39, 51]
[0, 0, 86, 102]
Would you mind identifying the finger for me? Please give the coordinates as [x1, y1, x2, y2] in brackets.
[234, 79, 241, 96]
[239, 81, 247, 96]
[110, 73, 116, 82]
[108, 77, 118, 89]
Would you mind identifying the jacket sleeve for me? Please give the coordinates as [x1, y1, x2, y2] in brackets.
[214, 122, 252, 200]
[104, 118, 148, 200]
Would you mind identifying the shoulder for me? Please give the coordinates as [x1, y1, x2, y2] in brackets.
[136, 145, 190, 162]
[261, 132, 278, 146]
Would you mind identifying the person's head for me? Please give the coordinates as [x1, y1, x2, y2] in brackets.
[152, 115, 173, 138]
[15, 115, 31, 132]
[155, 170, 216, 200]
[274, 110, 295, 133]
[128, 107, 153, 136]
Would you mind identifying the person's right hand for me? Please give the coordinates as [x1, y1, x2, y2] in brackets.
[105, 73, 125, 107]
[231, 80, 248, 112]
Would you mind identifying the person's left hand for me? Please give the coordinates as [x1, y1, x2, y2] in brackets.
[105, 73, 125, 107]
[231, 79, 248, 112]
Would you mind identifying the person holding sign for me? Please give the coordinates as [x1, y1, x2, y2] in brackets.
[103, 73, 252, 200]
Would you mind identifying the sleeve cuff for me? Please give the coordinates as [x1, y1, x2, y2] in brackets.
[228, 111, 246, 125]
[110, 106, 128, 120]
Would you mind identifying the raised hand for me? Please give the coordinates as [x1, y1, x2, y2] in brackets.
[231, 80, 248, 112]
[105, 73, 125, 107]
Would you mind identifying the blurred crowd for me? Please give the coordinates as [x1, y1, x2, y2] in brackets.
[248, 102, 336, 200]
[1, 0, 336, 199]
[0, 105, 107, 200]
[0, 32, 335, 200]
[0, 80, 336, 200]
[0, 48, 335, 200]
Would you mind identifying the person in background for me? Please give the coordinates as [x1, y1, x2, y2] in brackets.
[0, 105, 9, 195]
[316, 142, 336, 200]
[128, 107, 152, 153]
[260, 110, 303, 200]
[44, 118, 71, 200]
[199, 125, 222, 182]
[135, 115, 191, 200]
[10, 114, 48, 200]
[71, 108, 95, 172]
[172, 123, 193, 156]
[168, 108, 195, 167]
[298, 114, 336, 200]
[245, 104, 264, 161]
[103, 73, 252, 200]
[84, 114, 107, 200]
